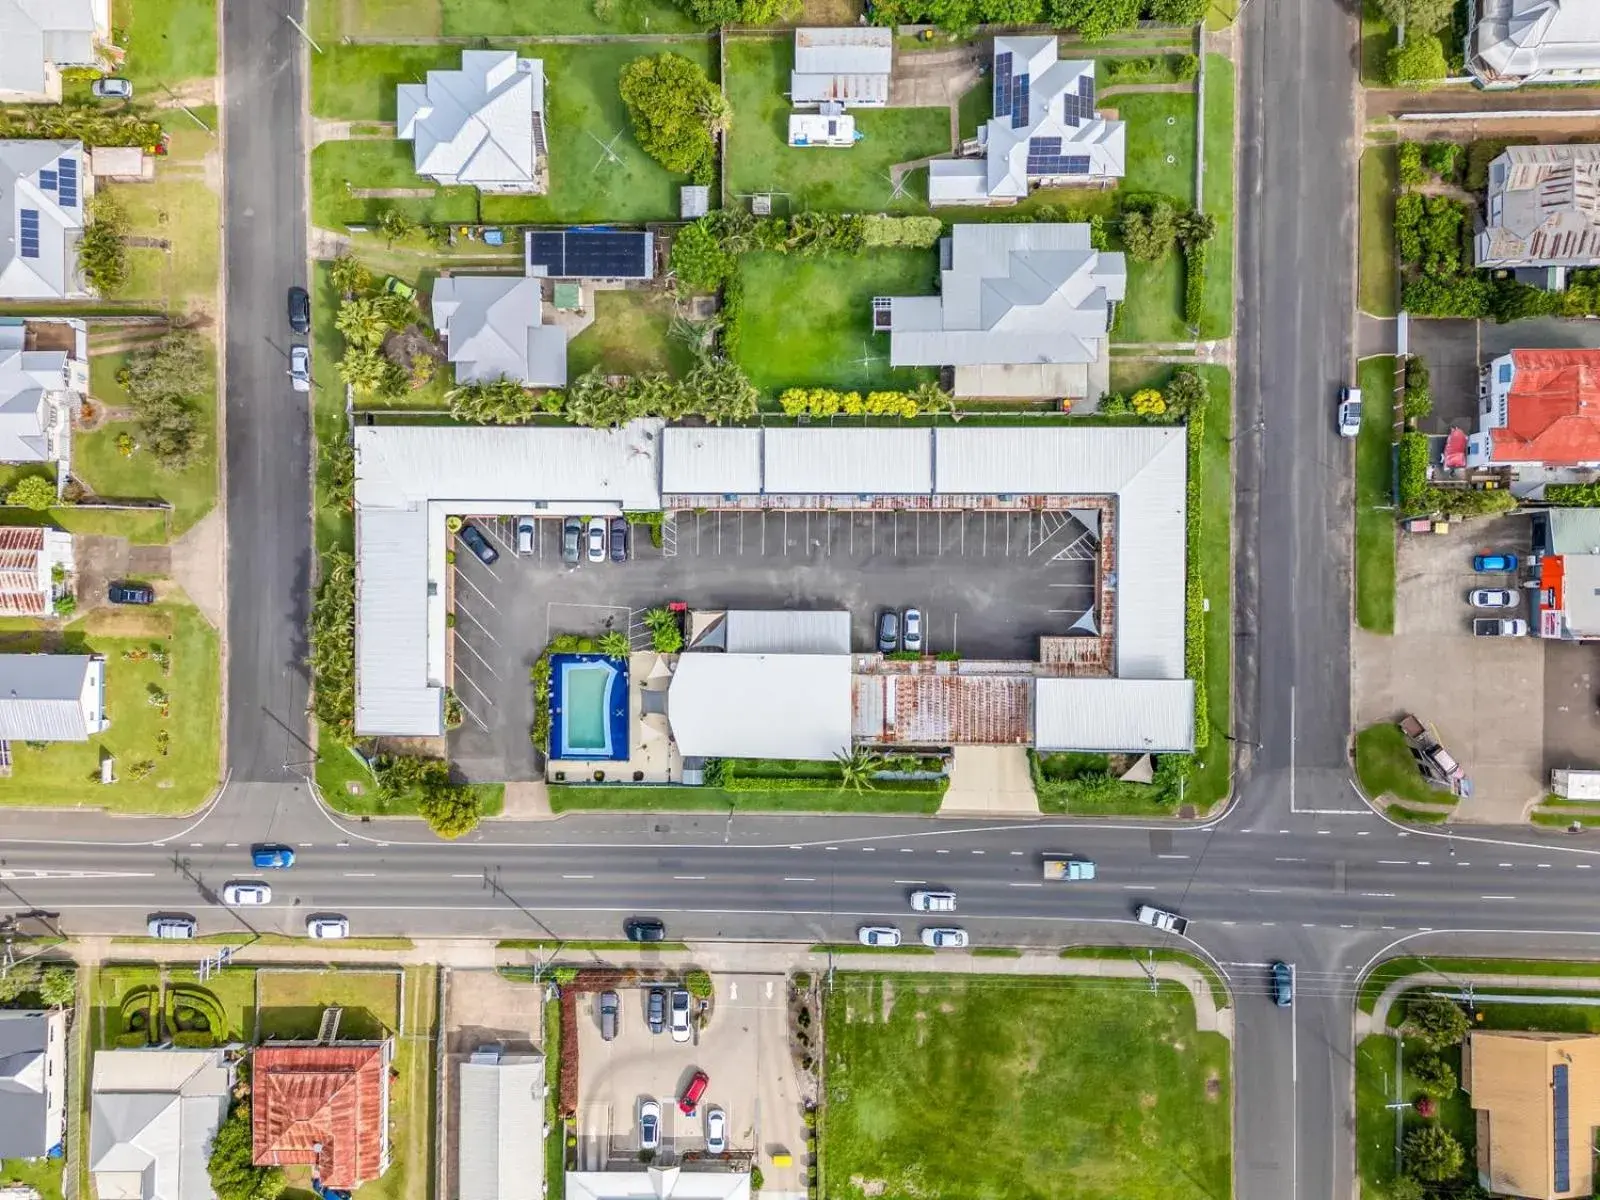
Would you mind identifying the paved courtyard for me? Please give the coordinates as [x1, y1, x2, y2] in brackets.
[448, 510, 1099, 782]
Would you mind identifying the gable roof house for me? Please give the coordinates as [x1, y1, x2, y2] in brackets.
[397, 50, 547, 193]
[929, 38, 1123, 208]
[0, 653, 107, 741]
[0, 526, 71, 617]
[1468, 350, 1600, 488]
[1463, 1030, 1600, 1199]
[0, 1009, 65, 1159]
[251, 1043, 393, 1190]
[0, 1, 107, 104]
[875, 222, 1125, 399]
[1475, 144, 1600, 288]
[790, 27, 892, 108]
[0, 141, 87, 300]
[90, 1047, 232, 1200]
[0, 319, 81, 467]
[432, 275, 567, 388]
[1473, 0, 1600, 87]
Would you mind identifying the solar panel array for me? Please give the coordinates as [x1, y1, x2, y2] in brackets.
[18, 209, 39, 260]
[1011, 73, 1031, 129]
[1554, 1063, 1571, 1194]
[1026, 152, 1092, 177]
[527, 229, 651, 279]
[1061, 73, 1097, 127]
[993, 52, 1013, 123]
[38, 169, 55, 192]
[57, 157, 77, 209]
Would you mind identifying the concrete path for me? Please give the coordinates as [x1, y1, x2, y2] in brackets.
[1361, 968, 1600, 1039]
[938, 745, 1040, 816]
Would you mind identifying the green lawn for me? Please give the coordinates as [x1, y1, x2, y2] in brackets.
[115, 0, 218, 89]
[568, 290, 697, 380]
[311, 263, 354, 560]
[1059, 947, 1231, 1010]
[0, 1157, 62, 1200]
[77, 345, 218, 535]
[735, 249, 938, 396]
[1362, 0, 1395, 87]
[1190, 365, 1233, 811]
[1111, 90, 1199, 344]
[725, 36, 951, 214]
[0, 505, 171, 544]
[441, 0, 703, 34]
[0, 602, 219, 812]
[1355, 1033, 1476, 1199]
[1356, 355, 1396, 633]
[548, 782, 944, 814]
[257, 968, 401, 1042]
[956, 79, 992, 143]
[1359, 956, 1600, 1013]
[102, 178, 220, 315]
[311, 41, 713, 227]
[1119, 91, 1198, 202]
[1199, 54, 1235, 338]
[1360, 148, 1398, 318]
[824, 975, 1231, 1200]
[1354, 721, 1450, 809]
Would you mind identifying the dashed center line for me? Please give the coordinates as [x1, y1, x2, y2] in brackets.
[783, 877, 815, 883]
[1361, 892, 1396, 898]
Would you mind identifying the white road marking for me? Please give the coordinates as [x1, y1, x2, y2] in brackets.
[452, 872, 480, 878]
[892, 880, 925, 885]
[1157, 854, 1190, 860]
[343, 872, 375, 878]
[1481, 895, 1517, 901]
[560, 874, 593, 880]
[782, 877, 815, 883]
[1580, 864, 1594, 870]
[1361, 892, 1396, 898]
[1274, 857, 1306, 863]
[1378, 861, 1408, 865]
[1248, 888, 1282, 894]
[673, 875, 706, 881]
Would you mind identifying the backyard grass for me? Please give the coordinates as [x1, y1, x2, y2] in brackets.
[102, 179, 220, 315]
[956, 79, 992, 142]
[1360, 147, 1398, 318]
[0, 601, 219, 812]
[735, 249, 938, 396]
[1356, 355, 1396, 633]
[256, 968, 402, 1042]
[824, 975, 1231, 1200]
[1362, 0, 1395, 88]
[567, 290, 697, 380]
[1199, 54, 1235, 338]
[441, 0, 703, 34]
[1354, 721, 1446, 810]
[355, 967, 436, 1200]
[1118, 91, 1197, 202]
[77, 345, 217, 535]
[547, 782, 945, 814]
[0, 504, 171, 544]
[115, 0, 218, 90]
[0, 1156, 62, 1200]
[311, 41, 714, 226]
[1190, 365, 1234, 811]
[725, 36, 950, 214]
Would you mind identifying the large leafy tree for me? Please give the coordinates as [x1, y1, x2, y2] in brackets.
[1402, 1126, 1464, 1182]
[1386, 35, 1448, 88]
[5, 476, 55, 511]
[1404, 996, 1470, 1049]
[618, 53, 728, 184]
[1049, 0, 1142, 38]
[1376, 0, 1456, 34]
[208, 1107, 285, 1200]
[681, 0, 799, 20]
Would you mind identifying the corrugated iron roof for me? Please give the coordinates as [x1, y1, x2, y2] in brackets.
[0, 652, 95, 741]
[853, 669, 1033, 744]
[1490, 348, 1600, 465]
[1033, 677, 1195, 752]
[252, 1044, 390, 1191]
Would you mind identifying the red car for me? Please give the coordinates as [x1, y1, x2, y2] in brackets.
[678, 1070, 709, 1116]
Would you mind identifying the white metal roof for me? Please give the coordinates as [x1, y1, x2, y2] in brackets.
[763, 427, 931, 494]
[90, 1050, 231, 1200]
[724, 610, 851, 655]
[432, 275, 566, 388]
[396, 51, 543, 190]
[659, 427, 762, 495]
[354, 506, 442, 738]
[0, 1, 99, 97]
[0, 141, 85, 300]
[1478, 0, 1600, 79]
[0, 652, 98, 740]
[566, 1168, 750, 1200]
[1033, 677, 1195, 753]
[935, 426, 1188, 679]
[457, 1056, 545, 1200]
[668, 653, 852, 760]
[793, 27, 892, 75]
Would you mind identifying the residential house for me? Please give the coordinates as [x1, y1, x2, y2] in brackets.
[1474, 144, 1600, 286]
[1463, 1029, 1600, 1198]
[397, 50, 546, 193]
[1467, 349, 1600, 490]
[929, 38, 1123, 208]
[252, 1043, 393, 1190]
[566, 1167, 750, 1200]
[432, 275, 567, 388]
[1473, 0, 1600, 87]
[0, 653, 107, 742]
[790, 27, 892, 108]
[874, 222, 1126, 400]
[0, 1009, 66, 1159]
[89, 1047, 233, 1200]
[0, 140, 86, 300]
[0, 1, 107, 104]
[0, 319, 84, 469]
[0, 526, 72, 616]
[457, 1046, 545, 1200]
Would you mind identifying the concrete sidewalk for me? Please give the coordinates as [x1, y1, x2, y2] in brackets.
[1361, 968, 1600, 1038]
[69, 937, 1232, 1036]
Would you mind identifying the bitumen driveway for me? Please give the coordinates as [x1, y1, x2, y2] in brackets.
[220, 0, 313, 781]
[446, 510, 1098, 781]
[1404, 317, 1600, 435]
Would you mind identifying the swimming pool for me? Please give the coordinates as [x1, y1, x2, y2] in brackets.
[548, 653, 628, 761]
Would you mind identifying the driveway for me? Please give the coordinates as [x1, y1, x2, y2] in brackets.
[1405, 317, 1600, 435]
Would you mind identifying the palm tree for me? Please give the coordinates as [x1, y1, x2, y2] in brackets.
[835, 749, 884, 793]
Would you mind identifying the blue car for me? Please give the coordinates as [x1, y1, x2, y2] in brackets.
[1271, 961, 1293, 1008]
[1472, 553, 1519, 573]
[250, 844, 295, 870]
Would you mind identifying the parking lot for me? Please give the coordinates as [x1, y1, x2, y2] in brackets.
[448, 509, 1100, 782]
[574, 974, 806, 1193]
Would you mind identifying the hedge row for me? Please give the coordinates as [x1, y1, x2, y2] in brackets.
[1183, 240, 1207, 328]
[1546, 482, 1600, 507]
[1185, 402, 1209, 749]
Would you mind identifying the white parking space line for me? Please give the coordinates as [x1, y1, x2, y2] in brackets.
[453, 569, 502, 612]
[453, 600, 501, 643]
[453, 632, 502, 678]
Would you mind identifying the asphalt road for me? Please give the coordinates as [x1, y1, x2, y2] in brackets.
[220, 0, 313, 782]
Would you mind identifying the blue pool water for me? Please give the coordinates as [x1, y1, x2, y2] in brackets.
[549, 654, 628, 761]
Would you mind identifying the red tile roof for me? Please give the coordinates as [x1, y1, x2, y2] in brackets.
[251, 1045, 389, 1189]
[0, 527, 45, 616]
[1490, 349, 1600, 465]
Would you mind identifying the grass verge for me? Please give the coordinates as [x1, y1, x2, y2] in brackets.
[1199, 53, 1236, 338]
[1354, 722, 1449, 810]
[1359, 147, 1398, 318]
[1059, 946, 1231, 1010]
[1356, 355, 1396, 633]
[547, 782, 944, 815]
[1358, 955, 1600, 1014]
[497, 939, 690, 953]
[812, 944, 937, 956]
[1190, 365, 1234, 811]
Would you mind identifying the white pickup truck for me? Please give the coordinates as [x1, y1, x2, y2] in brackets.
[1136, 905, 1189, 936]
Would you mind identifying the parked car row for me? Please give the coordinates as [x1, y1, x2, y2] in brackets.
[877, 607, 923, 653]
[1469, 550, 1530, 637]
[638, 1086, 721, 1148]
[603, 985, 695, 1042]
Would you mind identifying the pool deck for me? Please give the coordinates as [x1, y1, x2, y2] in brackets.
[547, 650, 680, 785]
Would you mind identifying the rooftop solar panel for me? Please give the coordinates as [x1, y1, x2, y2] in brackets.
[1029, 136, 1063, 156]
[18, 208, 38, 260]
[1012, 73, 1031, 129]
[1554, 1064, 1571, 1193]
[38, 169, 55, 192]
[56, 157, 77, 209]
[994, 53, 1013, 124]
[526, 229, 654, 280]
[1025, 155, 1092, 177]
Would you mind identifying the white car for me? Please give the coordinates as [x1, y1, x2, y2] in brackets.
[910, 889, 956, 913]
[669, 988, 691, 1043]
[222, 881, 271, 906]
[704, 1106, 727, 1155]
[1337, 386, 1362, 438]
[902, 608, 923, 653]
[1469, 588, 1518, 609]
[639, 1099, 661, 1152]
[516, 517, 534, 555]
[288, 344, 311, 393]
[857, 925, 901, 947]
[305, 914, 349, 939]
[587, 516, 607, 562]
[921, 927, 968, 949]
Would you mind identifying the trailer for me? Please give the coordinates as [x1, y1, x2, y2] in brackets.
[1043, 858, 1096, 881]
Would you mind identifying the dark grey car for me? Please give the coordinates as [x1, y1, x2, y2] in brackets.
[877, 610, 900, 653]
[646, 987, 666, 1035]
[599, 990, 619, 1041]
[562, 516, 582, 564]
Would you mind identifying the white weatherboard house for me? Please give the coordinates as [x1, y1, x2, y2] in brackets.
[1475, 144, 1600, 285]
[930, 37, 1123, 207]
[875, 222, 1126, 400]
[432, 275, 567, 388]
[0, 319, 84, 467]
[397, 50, 547, 192]
[0, 653, 107, 742]
[90, 1048, 232, 1200]
[0, 0, 107, 104]
[1474, 0, 1600, 87]
[0, 140, 86, 299]
[790, 26, 892, 108]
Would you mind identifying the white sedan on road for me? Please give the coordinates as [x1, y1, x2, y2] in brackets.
[920, 927, 969, 949]
[857, 925, 901, 947]
[306, 914, 349, 939]
[221, 881, 270, 906]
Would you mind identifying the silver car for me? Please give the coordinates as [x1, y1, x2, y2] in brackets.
[305, 914, 349, 939]
[902, 608, 923, 653]
[516, 517, 534, 555]
[704, 1106, 727, 1155]
[669, 989, 692, 1043]
[288, 344, 311, 393]
[858, 925, 901, 947]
